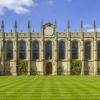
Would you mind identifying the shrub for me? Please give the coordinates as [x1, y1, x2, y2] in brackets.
[17, 60, 28, 75]
[70, 60, 82, 75]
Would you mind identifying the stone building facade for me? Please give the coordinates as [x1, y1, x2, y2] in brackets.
[0, 20, 99, 76]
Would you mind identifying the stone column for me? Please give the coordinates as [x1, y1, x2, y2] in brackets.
[27, 39, 31, 75]
[40, 37, 44, 75]
[1, 35, 5, 75]
[80, 21, 84, 75]
[63, 40, 68, 75]
[13, 20, 18, 76]
[52, 36, 58, 75]
[94, 40, 97, 75]
[13, 37, 17, 75]
[27, 20, 31, 75]
[52, 22, 58, 75]
[40, 22, 45, 75]
[1, 21, 5, 75]
[67, 19, 71, 75]
[93, 20, 97, 76]
[67, 38, 71, 75]
[0, 39, 2, 74]
[81, 40, 84, 75]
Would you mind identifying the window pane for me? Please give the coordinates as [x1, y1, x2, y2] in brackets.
[6, 41, 13, 60]
[19, 41, 26, 59]
[59, 41, 65, 59]
[97, 42, 100, 59]
[72, 41, 78, 59]
[84, 41, 91, 60]
[32, 41, 39, 59]
[45, 41, 52, 60]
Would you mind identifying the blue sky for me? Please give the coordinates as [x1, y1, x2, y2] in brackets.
[0, 0, 99, 32]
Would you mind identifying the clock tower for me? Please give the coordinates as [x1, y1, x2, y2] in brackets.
[43, 23, 56, 36]
[42, 22, 57, 75]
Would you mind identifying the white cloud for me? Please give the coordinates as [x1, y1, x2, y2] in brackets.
[83, 24, 100, 32]
[87, 28, 100, 32]
[0, 7, 6, 15]
[0, 0, 37, 15]
[84, 24, 92, 28]
[47, 0, 72, 6]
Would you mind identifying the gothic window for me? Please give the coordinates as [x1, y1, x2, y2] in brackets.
[59, 41, 65, 59]
[19, 41, 26, 59]
[71, 41, 78, 59]
[84, 41, 91, 60]
[6, 41, 13, 60]
[97, 41, 100, 59]
[45, 41, 52, 60]
[32, 41, 39, 60]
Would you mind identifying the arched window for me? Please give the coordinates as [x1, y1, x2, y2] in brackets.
[6, 41, 13, 60]
[32, 41, 39, 60]
[45, 41, 52, 60]
[84, 41, 91, 60]
[71, 41, 78, 59]
[19, 41, 26, 59]
[59, 41, 65, 59]
[97, 41, 100, 59]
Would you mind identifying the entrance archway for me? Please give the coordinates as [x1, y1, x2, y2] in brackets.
[46, 62, 52, 75]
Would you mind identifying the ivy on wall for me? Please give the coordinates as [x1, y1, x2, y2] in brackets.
[97, 67, 100, 75]
[30, 68, 37, 75]
[17, 60, 28, 75]
[70, 60, 82, 75]
[57, 67, 63, 75]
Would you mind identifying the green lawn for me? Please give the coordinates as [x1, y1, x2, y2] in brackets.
[0, 76, 100, 100]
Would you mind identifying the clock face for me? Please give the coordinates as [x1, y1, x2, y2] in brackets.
[44, 27, 54, 36]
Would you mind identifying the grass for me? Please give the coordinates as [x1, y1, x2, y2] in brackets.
[0, 76, 100, 100]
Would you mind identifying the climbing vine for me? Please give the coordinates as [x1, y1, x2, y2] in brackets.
[70, 60, 82, 75]
[17, 60, 28, 75]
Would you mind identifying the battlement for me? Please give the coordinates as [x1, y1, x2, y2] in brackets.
[0, 32, 100, 38]
[0, 21, 99, 39]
